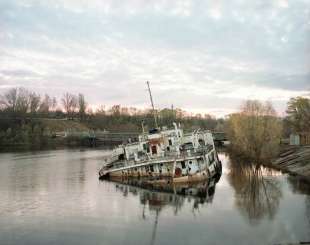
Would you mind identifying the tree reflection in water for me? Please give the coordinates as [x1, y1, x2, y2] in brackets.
[227, 159, 282, 225]
[287, 176, 310, 196]
[306, 197, 310, 228]
[287, 176, 310, 227]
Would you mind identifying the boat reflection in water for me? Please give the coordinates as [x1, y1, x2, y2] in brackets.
[108, 175, 221, 245]
[104, 174, 221, 213]
[100, 174, 221, 245]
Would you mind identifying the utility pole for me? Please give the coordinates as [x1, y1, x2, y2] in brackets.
[146, 81, 158, 128]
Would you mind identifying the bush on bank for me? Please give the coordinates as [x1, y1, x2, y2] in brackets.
[226, 100, 282, 162]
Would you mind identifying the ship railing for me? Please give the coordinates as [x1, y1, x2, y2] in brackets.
[164, 151, 179, 158]
[196, 144, 214, 153]
[105, 145, 214, 171]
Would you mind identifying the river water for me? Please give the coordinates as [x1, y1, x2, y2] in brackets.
[0, 149, 309, 245]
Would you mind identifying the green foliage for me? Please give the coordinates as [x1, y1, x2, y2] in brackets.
[286, 96, 310, 132]
[0, 120, 50, 149]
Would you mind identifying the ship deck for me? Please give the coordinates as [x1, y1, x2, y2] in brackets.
[101, 146, 214, 175]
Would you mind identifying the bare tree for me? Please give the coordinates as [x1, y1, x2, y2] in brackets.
[111, 105, 121, 116]
[71, 95, 78, 119]
[61, 92, 77, 119]
[39, 94, 53, 114]
[78, 93, 87, 121]
[0, 88, 18, 112]
[29, 92, 41, 114]
[15, 88, 30, 114]
[51, 97, 57, 112]
[96, 105, 106, 115]
[0, 87, 31, 115]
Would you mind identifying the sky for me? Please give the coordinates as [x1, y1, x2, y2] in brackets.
[0, 0, 309, 117]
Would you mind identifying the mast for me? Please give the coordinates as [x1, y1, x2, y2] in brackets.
[146, 81, 158, 128]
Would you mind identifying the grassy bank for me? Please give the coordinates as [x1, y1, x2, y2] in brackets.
[0, 119, 93, 151]
[0, 113, 223, 151]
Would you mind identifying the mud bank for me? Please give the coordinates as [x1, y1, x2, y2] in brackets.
[272, 146, 310, 181]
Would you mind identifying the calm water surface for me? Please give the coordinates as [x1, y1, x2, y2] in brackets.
[0, 149, 309, 245]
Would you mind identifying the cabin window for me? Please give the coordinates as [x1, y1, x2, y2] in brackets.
[118, 154, 125, 160]
[151, 145, 157, 155]
[198, 158, 203, 166]
[168, 139, 172, 146]
[189, 161, 192, 164]
[144, 143, 150, 153]
[208, 152, 215, 163]
[181, 161, 186, 169]
[181, 142, 193, 151]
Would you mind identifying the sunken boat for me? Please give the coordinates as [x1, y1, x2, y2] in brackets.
[98, 82, 222, 183]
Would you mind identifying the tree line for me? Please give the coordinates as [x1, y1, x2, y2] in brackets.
[0, 87, 224, 149]
[0, 87, 220, 124]
[0, 88, 88, 121]
[226, 94, 310, 162]
[1, 87, 308, 154]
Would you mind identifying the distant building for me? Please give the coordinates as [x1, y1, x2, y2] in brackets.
[290, 132, 310, 146]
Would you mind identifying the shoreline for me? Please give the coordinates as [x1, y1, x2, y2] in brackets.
[0, 143, 115, 153]
[220, 145, 310, 183]
[271, 145, 310, 182]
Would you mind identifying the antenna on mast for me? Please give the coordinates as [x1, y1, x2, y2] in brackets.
[146, 81, 158, 128]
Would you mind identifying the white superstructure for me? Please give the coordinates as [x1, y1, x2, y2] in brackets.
[99, 123, 222, 183]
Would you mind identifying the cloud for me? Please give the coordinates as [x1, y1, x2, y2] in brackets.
[0, 0, 309, 117]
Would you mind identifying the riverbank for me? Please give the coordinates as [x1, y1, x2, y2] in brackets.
[272, 146, 310, 182]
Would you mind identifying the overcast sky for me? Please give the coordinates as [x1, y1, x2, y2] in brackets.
[0, 0, 309, 117]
